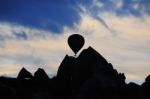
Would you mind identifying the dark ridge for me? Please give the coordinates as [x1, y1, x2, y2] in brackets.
[0, 46, 149, 99]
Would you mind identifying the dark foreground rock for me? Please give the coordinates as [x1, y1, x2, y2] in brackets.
[0, 47, 150, 99]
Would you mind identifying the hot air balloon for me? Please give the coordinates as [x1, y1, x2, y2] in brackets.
[68, 34, 85, 56]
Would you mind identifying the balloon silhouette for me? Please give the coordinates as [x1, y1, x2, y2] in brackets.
[68, 34, 85, 56]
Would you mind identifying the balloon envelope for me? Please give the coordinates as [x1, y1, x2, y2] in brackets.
[68, 34, 85, 55]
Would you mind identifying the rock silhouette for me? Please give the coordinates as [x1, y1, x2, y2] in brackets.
[34, 68, 49, 80]
[17, 67, 33, 79]
[57, 47, 126, 89]
[0, 46, 149, 99]
[141, 75, 150, 99]
[57, 46, 126, 99]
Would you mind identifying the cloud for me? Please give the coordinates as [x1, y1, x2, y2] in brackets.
[90, 0, 150, 16]
[0, 0, 149, 33]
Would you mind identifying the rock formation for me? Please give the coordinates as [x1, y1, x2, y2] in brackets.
[34, 68, 49, 80]
[0, 46, 149, 99]
[17, 67, 33, 79]
[56, 46, 126, 99]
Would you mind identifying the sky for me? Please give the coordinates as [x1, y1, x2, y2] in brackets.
[0, 0, 150, 84]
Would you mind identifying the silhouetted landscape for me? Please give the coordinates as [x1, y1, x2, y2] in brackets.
[0, 46, 150, 99]
[0, 0, 150, 98]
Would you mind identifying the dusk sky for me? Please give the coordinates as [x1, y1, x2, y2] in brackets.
[0, 0, 150, 84]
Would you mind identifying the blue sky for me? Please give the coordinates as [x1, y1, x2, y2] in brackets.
[0, 0, 150, 84]
[0, 0, 82, 32]
[1, 0, 149, 33]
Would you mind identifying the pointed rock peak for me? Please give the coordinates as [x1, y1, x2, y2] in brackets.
[64, 55, 69, 59]
[59, 55, 76, 68]
[78, 46, 103, 57]
[22, 67, 25, 70]
[20, 67, 27, 72]
[17, 67, 33, 79]
[34, 68, 49, 80]
[145, 75, 150, 82]
[57, 55, 76, 77]
[78, 46, 108, 64]
[87, 46, 96, 50]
